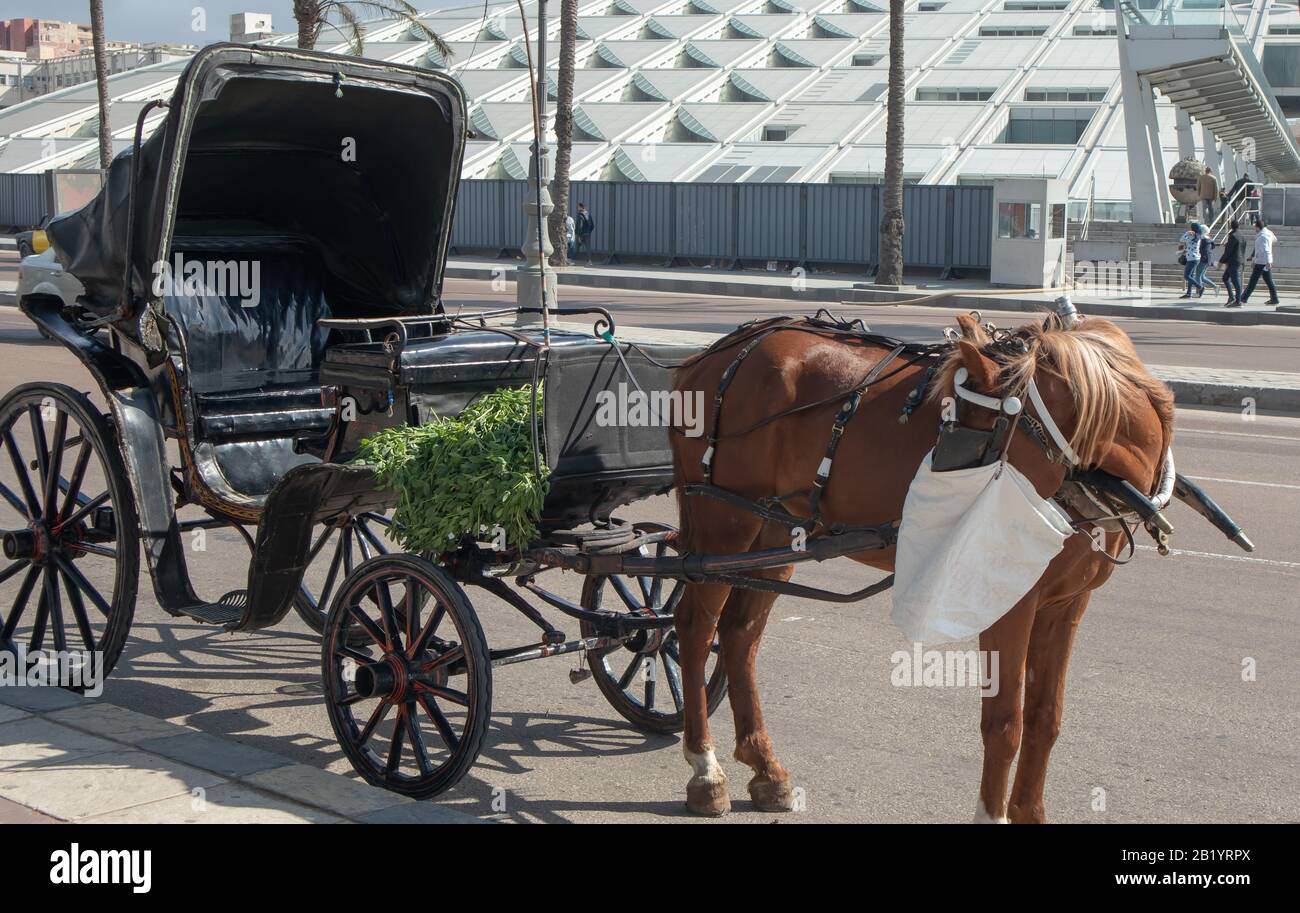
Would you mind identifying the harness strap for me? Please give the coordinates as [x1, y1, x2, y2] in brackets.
[703, 329, 774, 482]
[808, 343, 908, 526]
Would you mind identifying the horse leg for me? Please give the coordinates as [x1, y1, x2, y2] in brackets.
[974, 594, 1037, 823]
[715, 566, 796, 812]
[1008, 591, 1090, 823]
[676, 579, 734, 816]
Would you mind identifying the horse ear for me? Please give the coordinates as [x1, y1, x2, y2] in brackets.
[957, 340, 1000, 392]
[955, 313, 989, 343]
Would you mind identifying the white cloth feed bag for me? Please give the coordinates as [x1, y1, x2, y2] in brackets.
[891, 450, 1075, 645]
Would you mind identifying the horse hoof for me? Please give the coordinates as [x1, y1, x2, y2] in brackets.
[748, 775, 796, 812]
[686, 775, 731, 817]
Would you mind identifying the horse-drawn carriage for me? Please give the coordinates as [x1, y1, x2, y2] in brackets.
[6, 44, 1256, 812]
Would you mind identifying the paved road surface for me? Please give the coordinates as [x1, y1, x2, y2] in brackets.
[0, 293, 1295, 823]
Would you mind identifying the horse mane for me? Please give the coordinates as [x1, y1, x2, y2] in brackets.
[931, 314, 1175, 469]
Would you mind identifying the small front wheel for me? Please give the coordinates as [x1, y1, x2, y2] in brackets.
[322, 554, 491, 800]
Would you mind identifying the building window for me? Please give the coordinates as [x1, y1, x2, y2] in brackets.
[1073, 25, 1117, 35]
[979, 26, 1047, 36]
[1004, 0, 1066, 8]
[852, 54, 880, 66]
[762, 125, 799, 141]
[1000, 106, 1097, 143]
[1048, 203, 1066, 240]
[1025, 88, 1107, 102]
[918, 1, 947, 9]
[998, 202, 1042, 239]
[917, 87, 994, 101]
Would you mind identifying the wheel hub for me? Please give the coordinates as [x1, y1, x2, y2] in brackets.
[353, 655, 409, 700]
[3, 526, 45, 562]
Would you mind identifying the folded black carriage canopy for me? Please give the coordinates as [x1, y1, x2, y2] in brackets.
[45, 42, 467, 346]
[33, 44, 470, 631]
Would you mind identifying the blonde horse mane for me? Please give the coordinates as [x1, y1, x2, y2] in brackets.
[932, 314, 1175, 468]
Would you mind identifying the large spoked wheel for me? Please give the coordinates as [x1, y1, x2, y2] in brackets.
[294, 512, 394, 634]
[580, 523, 726, 735]
[0, 383, 139, 687]
[322, 554, 491, 800]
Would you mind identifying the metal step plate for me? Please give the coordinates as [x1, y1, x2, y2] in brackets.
[179, 590, 248, 626]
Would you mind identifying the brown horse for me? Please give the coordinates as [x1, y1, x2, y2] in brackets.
[669, 312, 1174, 822]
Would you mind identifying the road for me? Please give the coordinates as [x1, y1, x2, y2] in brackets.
[0, 286, 1296, 823]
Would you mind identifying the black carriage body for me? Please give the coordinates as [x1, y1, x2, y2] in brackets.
[28, 44, 468, 629]
[315, 328, 703, 526]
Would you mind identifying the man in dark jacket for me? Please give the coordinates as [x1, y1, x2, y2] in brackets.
[1218, 219, 1246, 307]
[575, 202, 595, 266]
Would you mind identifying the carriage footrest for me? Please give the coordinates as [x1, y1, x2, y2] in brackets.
[177, 590, 249, 626]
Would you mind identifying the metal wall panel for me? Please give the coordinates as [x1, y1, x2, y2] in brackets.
[805, 183, 876, 266]
[674, 183, 735, 259]
[450, 179, 992, 269]
[613, 182, 672, 257]
[0, 173, 50, 230]
[737, 183, 803, 260]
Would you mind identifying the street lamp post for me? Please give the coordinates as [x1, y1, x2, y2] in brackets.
[515, 0, 556, 324]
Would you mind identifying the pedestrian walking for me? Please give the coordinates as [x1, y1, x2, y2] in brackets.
[1240, 217, 1281, 305]
[564, 212, 576, 261]
[1178, 222, 1202, 299]
[1194, 223, 1216, 297]
[575, 202, 594, 266]
[1219, 218, 1245, 307]
[1198, 167, 1219, 223]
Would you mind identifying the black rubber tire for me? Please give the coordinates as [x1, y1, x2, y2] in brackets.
[580, 523, 727, 735]
[0, 383, 139, 687]
[322, 554, 491, 800]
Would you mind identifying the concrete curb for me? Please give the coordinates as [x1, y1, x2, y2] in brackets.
[443, 262, 1300, 328]
[0, 688, 485, 824]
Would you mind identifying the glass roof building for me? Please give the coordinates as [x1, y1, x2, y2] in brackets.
[2, 0, 1295, 218]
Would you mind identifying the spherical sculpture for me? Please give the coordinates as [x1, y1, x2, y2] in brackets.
[1168, 157, 1207, 206]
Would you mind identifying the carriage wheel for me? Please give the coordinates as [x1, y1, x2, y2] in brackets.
[580, 523, 727, 735]
[293, 512, 394, 634]
[322, 554, 491, 799]
[0, 383, 139, 688]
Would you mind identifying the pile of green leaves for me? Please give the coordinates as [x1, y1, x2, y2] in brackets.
[352, 384, 548, 554]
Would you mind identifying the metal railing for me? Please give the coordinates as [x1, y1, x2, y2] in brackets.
[1209, 181, 1262, 244]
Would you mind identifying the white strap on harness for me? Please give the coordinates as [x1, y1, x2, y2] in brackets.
[953, 368, 1022, 415]
[1024, 379, 1079, 466]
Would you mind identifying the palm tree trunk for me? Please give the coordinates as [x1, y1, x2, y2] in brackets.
[548, 0, 578, 266]
[876, 0, 905, 286]
[295, 0, 320, 50]
[89, 0, 112, 170]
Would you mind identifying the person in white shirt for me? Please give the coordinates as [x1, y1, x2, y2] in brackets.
[1240, 217, 1280, 305]
[564, 213, 576, 261]
[1177, 223, 1202, 298]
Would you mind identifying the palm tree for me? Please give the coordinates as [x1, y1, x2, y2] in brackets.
[293, 1, 449, 58]
[876, 0, 905, 286]
[548, 0, 578, 266]
[89, 0, 112, 170]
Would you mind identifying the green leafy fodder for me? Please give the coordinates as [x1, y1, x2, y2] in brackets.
[353, 384, 548, 553]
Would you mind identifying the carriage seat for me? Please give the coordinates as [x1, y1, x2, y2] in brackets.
[163, 235, 338, 506]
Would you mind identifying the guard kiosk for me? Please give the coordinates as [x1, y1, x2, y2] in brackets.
[990, 178, 1068, 288]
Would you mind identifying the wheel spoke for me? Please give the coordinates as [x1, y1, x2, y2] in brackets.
[609, 575, 644, 612]
[345, 602, 388, 649]
[26, 406, 49, 501]
[617, 654, 643, 691]
[2, 564, 41, 639]
[409, 602, 445, 658]
[416, 693, 460, 750]
[401, 579, 416, 648]
[67, 541, 116, 560]
[355, 526, 374, 561]
[0, 560, 25, 586]
[420, 643, 464, 673]
[53, 491, 110, 534]
[60, 568, 97, 652]
[41, 411, 67, 522]
[403, 701, 434, 777]
[355, 519, 390, 555]
[644, 659, 656, 711]
[356, 699, 392, 746]
[28, 575, 49, 652]
[58, 440, 93, 525]
[3, 429, 40, 518]
[662, 650, 685, 711]
[341, 527, 355, 575]
[0, 481, 28, 516]
[56, 556, 112, 618]
[310, 530, 348, 613]
[304, 524, 335, 566]
[334, 644, 372, 664]
[662, 582, 685, 616]
[414, 682, 468, 706]
[44, 566, 67, 653]
[373, 580, 401, 652]
[385, 706, 407, 773]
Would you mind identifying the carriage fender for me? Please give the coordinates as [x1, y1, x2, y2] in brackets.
[20, 295, 204, 612]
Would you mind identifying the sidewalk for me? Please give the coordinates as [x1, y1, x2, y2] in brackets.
[445, 257, 1300, 328]
[0, 687, 483, 824]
